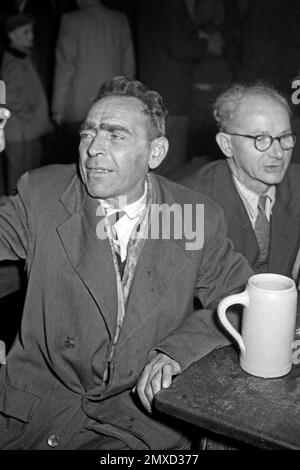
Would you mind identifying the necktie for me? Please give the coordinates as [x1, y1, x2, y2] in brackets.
[107, 211, 126, 277]
[254, 195, 270, 265]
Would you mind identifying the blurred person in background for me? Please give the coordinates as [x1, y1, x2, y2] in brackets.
[52, 0, 135, 164]
[137, 0, 222, 179]
[0, 0, 57, 98]
[1, 13, 53, 194]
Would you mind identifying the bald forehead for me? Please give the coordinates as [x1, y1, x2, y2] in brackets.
[233, 94, 290, 128]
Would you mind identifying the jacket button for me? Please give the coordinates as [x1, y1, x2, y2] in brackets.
[64, 337, 75, 349]
[47, 434, 59, 448]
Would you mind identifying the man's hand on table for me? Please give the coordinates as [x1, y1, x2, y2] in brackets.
[134, 352, 181, 413]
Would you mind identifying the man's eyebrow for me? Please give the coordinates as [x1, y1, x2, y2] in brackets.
[79, 121, 97, 133]
[99, 123, 132, 134]
[79, 122, 132, 135]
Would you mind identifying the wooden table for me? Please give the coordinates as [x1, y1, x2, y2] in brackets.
[154, 344, 300, 450]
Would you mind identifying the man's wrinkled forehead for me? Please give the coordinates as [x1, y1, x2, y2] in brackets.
[92, 95, 148, 116]
[85, 95, 152, 134]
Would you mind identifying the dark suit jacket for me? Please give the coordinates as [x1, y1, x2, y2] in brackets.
[181, 160, 300, 277]
[0, 165, 252, 450]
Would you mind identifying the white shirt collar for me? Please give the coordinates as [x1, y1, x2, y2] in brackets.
[99, 182, 147, 220]
[98, 182, 147, 262]
[233, 175, 276, 224]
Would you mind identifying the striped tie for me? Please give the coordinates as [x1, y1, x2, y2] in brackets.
[254, 195, 270, 266]
[107, 211, 126, 276]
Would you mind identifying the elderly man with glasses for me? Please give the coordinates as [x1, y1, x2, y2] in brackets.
[181, 83, 300, 277]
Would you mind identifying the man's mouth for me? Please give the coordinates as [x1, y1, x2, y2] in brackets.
[265, 162, 284, 171]
[87, 167, 113, 174]
[265, 166, 284, 175]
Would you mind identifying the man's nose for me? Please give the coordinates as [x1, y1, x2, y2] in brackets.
[269, 138, 284, 159]
[88, 132, 107, 157]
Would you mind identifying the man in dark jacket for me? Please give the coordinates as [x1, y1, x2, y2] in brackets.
[0, 77, 252, 450]
[181, 82, 300, 278]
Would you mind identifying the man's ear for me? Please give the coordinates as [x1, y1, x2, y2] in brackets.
[216, 132, 233, 158]
[148, 137, 169, 170]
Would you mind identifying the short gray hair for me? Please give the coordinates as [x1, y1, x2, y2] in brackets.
[213, 82, 292, 132]
[95, 76, 168, 140]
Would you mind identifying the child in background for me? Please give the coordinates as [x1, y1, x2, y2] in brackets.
[1, 14, 52, 194]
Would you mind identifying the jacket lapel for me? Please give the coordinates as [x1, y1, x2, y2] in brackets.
[117, 175, 190, 348]
[268, 175, 300, 274]
[118, 236, 189, 349]
[57, 176, 118, 339]
[213, 162, 300, 275]
[212, 162, 259, 265]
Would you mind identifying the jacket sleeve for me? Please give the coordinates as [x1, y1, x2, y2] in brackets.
[1, 60, 24, 117]
[0, 173, 30, 262]
[151, 206, 253, 370]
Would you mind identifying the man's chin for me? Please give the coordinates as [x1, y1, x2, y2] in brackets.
[86, 185, 105, 199]
[262, 168, 286, 184]
[85, 182, 115, 200]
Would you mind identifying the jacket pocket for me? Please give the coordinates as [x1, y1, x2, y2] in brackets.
[0, 383, 42, 423]
[0, 383, 42, 448]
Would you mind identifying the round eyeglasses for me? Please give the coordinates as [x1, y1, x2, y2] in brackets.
[225, 132, 296, 152]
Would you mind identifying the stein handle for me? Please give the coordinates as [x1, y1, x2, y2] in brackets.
[0, 340, 6, 365]
[217, 291, 249, 355]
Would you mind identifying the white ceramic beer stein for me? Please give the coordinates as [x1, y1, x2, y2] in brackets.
[217, 273, 297, 378]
